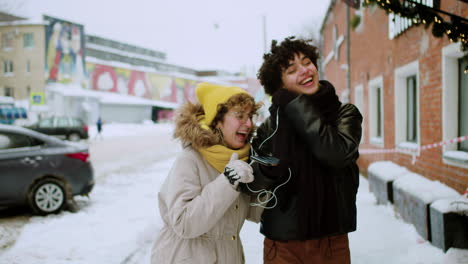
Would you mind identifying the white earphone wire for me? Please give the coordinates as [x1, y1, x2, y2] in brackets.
[247, 108, 291, 209]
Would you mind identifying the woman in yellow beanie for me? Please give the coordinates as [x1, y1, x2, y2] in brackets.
[151, 82, 263, 264]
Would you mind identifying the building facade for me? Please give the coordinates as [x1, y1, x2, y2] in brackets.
[0, 21, 46, 100]
[320, 0, 467, 193]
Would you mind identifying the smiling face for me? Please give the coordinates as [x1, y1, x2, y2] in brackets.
[281, 52, 319, 95]
[216, 105, 254, 150]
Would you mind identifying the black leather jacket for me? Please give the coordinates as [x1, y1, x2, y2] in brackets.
[248, 84, 362, 240]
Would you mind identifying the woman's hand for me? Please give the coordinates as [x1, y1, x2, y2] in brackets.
[223, 153, 254, 189]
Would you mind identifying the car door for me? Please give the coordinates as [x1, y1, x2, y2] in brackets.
[0, 131, 48, 206]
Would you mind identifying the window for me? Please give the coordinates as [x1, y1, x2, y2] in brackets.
[395, 61, 419, 151]
[354, 84, 365, 143]
[3, 60, 13, 75]
[26, 60, 31, 73]
[23, 33, 34, 48]
[1, 32, 13, 49]
[39, 118, 53, 128]
[442, 43, 468, 168]
[0, 132, 42, 149]
[459, 58, 468, 152]
[376, 87, 382, 137]
[368, 76, 384, 146]
[406, 75, 418, 143]
[0, 134, 11, 149]
[4, 87, 13, 97]
[70, 118, 83, 126]
[56, 117, 69, 127]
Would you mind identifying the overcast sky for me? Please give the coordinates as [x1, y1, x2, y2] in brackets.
[3, 0, 331, 75]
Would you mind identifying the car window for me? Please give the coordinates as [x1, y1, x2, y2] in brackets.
[70, 119, 82, 126]
[57, 117, 69, 127]
[0, 132, 43, 149]
[0, 134, 11, 149]
[39, 118, 53, 128]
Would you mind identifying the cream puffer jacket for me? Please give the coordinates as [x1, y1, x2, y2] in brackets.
[151, 103, 263, 264]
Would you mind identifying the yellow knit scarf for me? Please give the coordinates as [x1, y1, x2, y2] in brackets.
[198, 144, 250, 173]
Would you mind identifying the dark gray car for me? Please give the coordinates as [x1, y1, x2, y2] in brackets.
[26, 116, 89, 142]
[0, 124, 94, 215]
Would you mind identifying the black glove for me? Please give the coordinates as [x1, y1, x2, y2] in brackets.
[272, 89, 298, 107]
[306, 80, 341, 114]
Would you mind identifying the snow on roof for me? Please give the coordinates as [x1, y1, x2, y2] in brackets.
[0, 17, 45, 26]
[46, 83, 179, 109]
[430, 197, 468, 215]
[368, 161, 409, 181]
[393, 172, 459, 203]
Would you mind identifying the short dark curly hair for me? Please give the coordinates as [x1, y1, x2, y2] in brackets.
[257, 36, 319, 96]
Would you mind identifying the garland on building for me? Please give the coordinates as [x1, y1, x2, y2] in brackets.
[363, 0, 468, 72]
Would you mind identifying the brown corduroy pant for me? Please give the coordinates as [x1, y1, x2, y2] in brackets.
[263, 234, 351, 264]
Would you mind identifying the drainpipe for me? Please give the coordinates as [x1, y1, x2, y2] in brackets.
[345, 3, 351, 103]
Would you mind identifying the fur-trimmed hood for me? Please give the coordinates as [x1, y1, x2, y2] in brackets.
[173, 102, 221, 149]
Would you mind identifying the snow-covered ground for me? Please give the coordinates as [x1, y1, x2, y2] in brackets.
[0, 122, 466, 263]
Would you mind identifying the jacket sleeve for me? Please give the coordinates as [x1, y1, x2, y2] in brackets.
[285, 97, 362, 168]
[160, 153, 239, 239]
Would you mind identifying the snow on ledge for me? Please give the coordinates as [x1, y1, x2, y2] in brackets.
[393, 172, 459, 204]
[443, 151, 468, 162]
[431, 197, 468, 215]
[368, 161, 409, 181]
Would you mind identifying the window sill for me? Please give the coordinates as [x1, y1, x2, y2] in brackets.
[370, 137, 384, 147]
[396, 142, 420, 155]
[443, 151, 468, 169]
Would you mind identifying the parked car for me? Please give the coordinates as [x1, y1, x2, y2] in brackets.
[0, 124, 94, 215]
[26, 116, 89, 141]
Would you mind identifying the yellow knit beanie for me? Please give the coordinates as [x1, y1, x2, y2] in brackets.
[196, 82, 249, 128]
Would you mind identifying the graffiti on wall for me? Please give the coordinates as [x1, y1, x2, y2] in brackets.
[44, 15, 86, 85]
[85, 62, 199, 105]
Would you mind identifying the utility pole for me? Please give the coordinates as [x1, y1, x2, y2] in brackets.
[345, 3, 351, 103]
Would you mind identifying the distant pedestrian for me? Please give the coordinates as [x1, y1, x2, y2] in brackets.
[96, 117, 103, 139]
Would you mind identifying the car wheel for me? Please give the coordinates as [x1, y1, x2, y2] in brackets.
[28, 178, 67, 215]
[68, 133, 81, 142]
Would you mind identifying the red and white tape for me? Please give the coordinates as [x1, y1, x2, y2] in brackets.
[359, 135, 468, 164]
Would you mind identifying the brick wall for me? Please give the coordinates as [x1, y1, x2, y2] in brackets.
[321, 0, 468, 193]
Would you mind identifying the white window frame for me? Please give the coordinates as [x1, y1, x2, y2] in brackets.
[368, 76, 384, 147]
[3, 60, 13, 76]
[23, 33, 34, 49]
[354, 84, 365, 143]
[1, 32, 14, 50]
[442, 43, 468, 168]
[394, 60, 420, 155]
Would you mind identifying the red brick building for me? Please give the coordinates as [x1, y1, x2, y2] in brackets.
[320, 0, 467, 193]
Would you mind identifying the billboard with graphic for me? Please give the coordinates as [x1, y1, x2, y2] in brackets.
[44, 15, 86, 85]
[86, 62, 199, 105]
